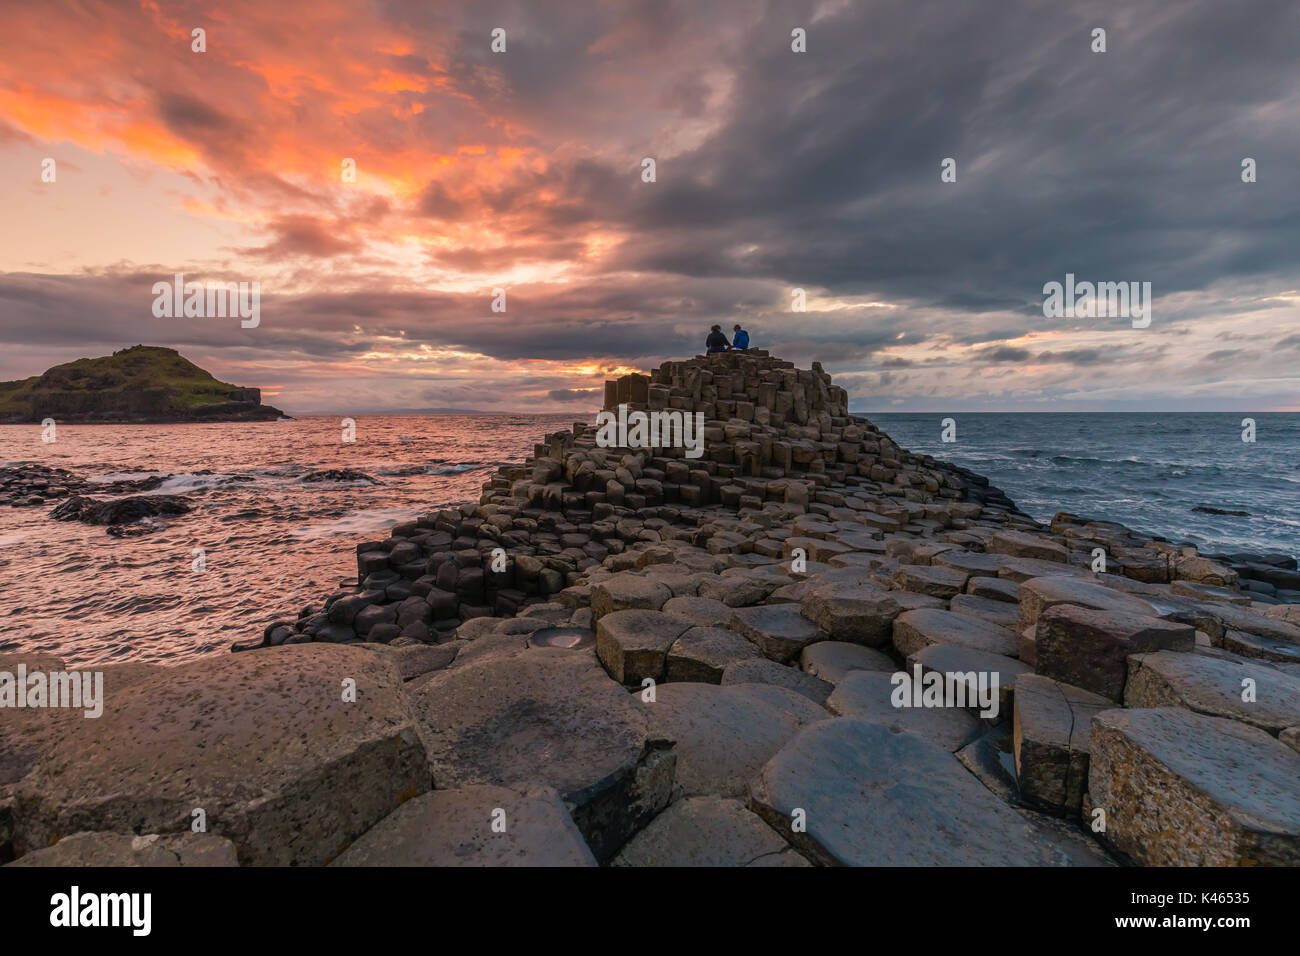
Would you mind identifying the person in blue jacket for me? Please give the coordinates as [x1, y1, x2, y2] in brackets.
[732, 324, 750, 349]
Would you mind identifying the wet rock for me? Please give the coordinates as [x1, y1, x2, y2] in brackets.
[300, 469, 381, 484]
[49, 493, 193, 527]
[1088, 707, 1300, 865]
[331, 785, 595, 867]
[612, 796, 811, 867]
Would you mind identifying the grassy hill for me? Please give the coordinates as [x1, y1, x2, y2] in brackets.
[0, 345, 287, 423]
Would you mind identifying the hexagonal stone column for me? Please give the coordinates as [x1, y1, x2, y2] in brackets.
[11, 645, 428, 866]
[1088, 707, 1300, 865]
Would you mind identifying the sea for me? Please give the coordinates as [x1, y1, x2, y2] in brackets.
[1, 411, 1296, 667]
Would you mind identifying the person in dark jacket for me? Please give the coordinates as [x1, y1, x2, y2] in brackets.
[732, 324, 750, 349]
[705, 325, 730, 354]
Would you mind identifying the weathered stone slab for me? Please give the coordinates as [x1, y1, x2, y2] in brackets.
[662, 595, 733, 628]
[799, 581, 902, 646]
[1201, 602, 1300, 645]
[1019, 575, 1159, 628]
[1013, 674, 1110, 815]
[389, 642, 460, 681]
[989, 530, 1068, 564]
[1125, 651, 1300, 735]
[721, 657, 832, 705]
[1218, 628, 1300, 664]
[637, 683, 806, 798]
[612, 796, 811, 867]
[11, 645, 428, 866]
[950, 593, 1021, 629]
[799, 641, 895, 683]
[729, 682, 830, 726]
[413, 650, 673, 861]
[596, 609, 690, 683]
[6, 832, 235, 868]
[892, 607, 1019, 659]
[883, 538, 954, 565]
[997, 556, 1082, 584]
[909, 644, 1031, 721]
[1088, 707, 1300, 865]
[826, 671, 980, 751]
[7, 831, 238, 867]
[331, 785, 596, 867]
[749, 717, 1106, 866]
[696, 573, 777, 607]
[935, 550, 1009, 576]
[892, 563, 970, 599]
[966, 575, 1020, 603]
[666, 626, 761, 683]
[730, 603, 823, 662]
[591, 572, 671, 619]
[1035, 604, 1195, 701]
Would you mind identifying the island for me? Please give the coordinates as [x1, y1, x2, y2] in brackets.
[0, 345, 288, 424]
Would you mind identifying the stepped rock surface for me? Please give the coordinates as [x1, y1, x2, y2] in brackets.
[6, 349, 1299, 867]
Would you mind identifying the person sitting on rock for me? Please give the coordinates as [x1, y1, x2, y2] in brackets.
[732, 324, 750, 350]
[705, 325, 731, 354]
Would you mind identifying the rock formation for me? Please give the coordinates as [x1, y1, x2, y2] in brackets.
[4, 349, 1299, 867]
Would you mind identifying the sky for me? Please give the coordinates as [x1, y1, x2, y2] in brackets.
[1, 0, 1298, 413]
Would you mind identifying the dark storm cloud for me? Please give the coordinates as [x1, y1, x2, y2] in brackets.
[501, 0, 1300, 317]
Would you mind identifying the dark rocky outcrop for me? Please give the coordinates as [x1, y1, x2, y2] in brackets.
[49, 493, 193, 526]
